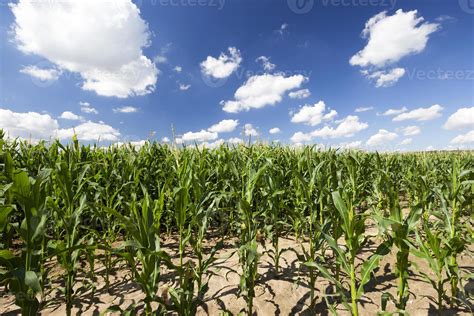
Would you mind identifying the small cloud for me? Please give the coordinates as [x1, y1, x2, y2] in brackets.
[288, 89, 311, 99]
[256, 56, 276, 71]
[113, 106, 139, 114]
[179, 83, 191, 91]
[59, 111, 83, 121]
[80, 101, 98, 114]
[269, 127, 281, 134]
[174, 66, 182, 73]
[355, 106, 374, 113]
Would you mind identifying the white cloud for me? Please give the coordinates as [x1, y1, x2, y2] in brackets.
[269, 127, 281, 134]
[291, 101, 337, 126]
[276, 23, 289, 35]
[364, 68, 406, 87]
[256, 56, 276, 71]
[312, 115, 368, 139]
[208, 119, 239, 133]
[288, 89, 311, 99]
[393, 104, 443, 121]
[80, 102, 98, 114]
[0, 108, 58, 140]
[221, 73, 306, 113]
[114, 140, 147, 148]
[56, 121, 120, 141]
[59, 111, 83, 121]
[174, 66, 182, 73]
[200, 47, 242, 79]
[244, 123, 258, 137]
[162, 137, 170, 143]
[355, 106, 373, 112]
[350, 9, 439, 67]
[182, 130, 218, 142]
[20, 65, 61, 81]
[11, 0, 158, 98]
[402, 125, 420, 136]
[366, 129, 398, 146]
[290, 131, 312, 143]
[334, 141, 362, 149]
[381, 106, 407, 116]
[443, 107, 474, 130]
[113, 106, 139, 114]
[179, 83, 191, 91]
[451, 130, 474, 144]
[400, 138, 412, 145]
[228, 137, 243, 144]
[200, 139, 225, 149]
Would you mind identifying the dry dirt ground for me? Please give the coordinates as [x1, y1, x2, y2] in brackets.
[1, 233, 473, 316]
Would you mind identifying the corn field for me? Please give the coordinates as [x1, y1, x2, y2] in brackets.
[0, 131, 473, 315]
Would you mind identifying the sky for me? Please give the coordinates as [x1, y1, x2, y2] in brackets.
[0, 0, 473, 151]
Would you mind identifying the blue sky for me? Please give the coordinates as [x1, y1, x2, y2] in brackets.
[0, 0, 473, 150]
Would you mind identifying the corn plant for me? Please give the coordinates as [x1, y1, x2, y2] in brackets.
[237, 154, 268, 315]
[0, 168, 51, 315]
[108, 186, 169, 315]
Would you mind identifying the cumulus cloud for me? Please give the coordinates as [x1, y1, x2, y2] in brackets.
[311, 115, 368, 139]
[0, 108, 58, 140]
[291, 101, 337, 126]
[451, 130, 474, 144]
[244, 124, 258, 137]
[334, 141, 362, 149]
[350, 10, 439, 67]
[400, 138, 412, 145]
[256, 56, 276, 71]
[402, 125, 420, 136]
[59, 111, 83, 121]
[288, 89, 311, 99]
[443, 107, 474, 130]
[355, 106, 373, 113]
[113, 106, 139, 113]
[20, 65, 62, 81]
[200, 47, 242, 79]
[381, 106, 407, 116]
[228, 137, 244, 144]
[80, 102, 98, 114]
[221, 73, 306, 113]
[162, 137, 170, 143]
[290, 131, 312, 143]
[181, 130, 218, 142]
[174, 66, 182, 73]
[10, 0, 158, 98]
[269, 127, 281, 134]
[363, 68, 406, 87]
[366, 129, 398, 146]
[208, 119, 239, 133]
[393, 104, 443, 121]
[56, 121, 120, 141]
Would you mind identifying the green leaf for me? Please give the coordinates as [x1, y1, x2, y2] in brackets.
[25, 270, 41, 293]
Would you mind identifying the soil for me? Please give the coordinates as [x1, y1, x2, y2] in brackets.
[1, 233, 473, 316]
